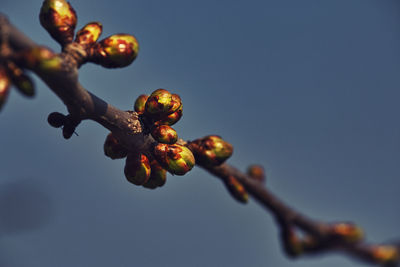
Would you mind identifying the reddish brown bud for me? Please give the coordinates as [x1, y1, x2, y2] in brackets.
[89, 34, 139, 68]
[247, 165, 265, 182]
[124, 153, 151, 185]
[369, 245, 399, 265]
[145, 89, 182, 118]
[134, 94, 149, 114]
[143, 160, 167, 189]
[151, 125, 178, 144]
[153, 143, 195, 175]
[103, 133, 128, 159]
[281, 227, 303, 258]
[224, 176, 248, 204]
[75, 22, 103, 48]
[0, 67, 11, 110]
[39, 0, 77, 46]
[154, 105, 183, 126]
[188, 135, 233, 167]
[329, 222, 364, 243]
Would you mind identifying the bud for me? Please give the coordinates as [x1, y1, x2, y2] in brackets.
[143, 160, 167, 189]
[89, 34, 139, 68]
[22, 46, 62, 73]
[75, 22, 103, 48]
[4, 61, 35, 97]
[39, 0, 77, 46]
[47, 112, 66, 128]
[154, 105, 183, 126]
[247, 165, 265, 183]
[151, 125, 178, 144]
[370, 245, 399, 265]
[124, 153, 151, 185]
[153, 143, 195, 175]
[329, 222, 364, 243]
[224, 176, 248, 204]
[134, 94, 149, 114]
[104, 133, 128, 159]
[145, 89, 181, 117]
[188, 135, 233, 167]
[0, 67, 11, 110]
[281, 227, 303, 257]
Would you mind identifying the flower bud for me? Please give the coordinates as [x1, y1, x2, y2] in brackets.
[145, 89, 181, 117]
[329, 222, 364, 243]
[47, 112, 66, 128]
[281, 227, 303, 258]
[39, 0, 77, 46]
[22, 46, 62, 73]
[89, 34, 139, 68]
[188, 135, 233, 167]
[224, 176, 248, 204]
[151, 125, 178, 144]
[0, 67, 11, 110]
[154, 105, 183, 126]
[4, 61, 35, 97]
[75, 22, 103, 48]
[369, 245, 399, 265]
[247, 165, 265, 183]
[143, 160, 167, 189]
[134, 94, 149, 114]
[103, 133, 128, 159]
[153, 143, 195, 175]
[124, 153, 151, 185]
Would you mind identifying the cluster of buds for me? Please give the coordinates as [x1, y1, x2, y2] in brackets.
[103, 89, 194, 189]
[0, 61, 35, 110]
[40, 0, 139, 68]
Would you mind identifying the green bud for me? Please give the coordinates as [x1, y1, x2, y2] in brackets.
[89, 34, 139, 68]
[151, 125, 178, 144]
[0, 67, 11, 110]
[75, 22, 103, 48]
[39, 0, 77, 46]
[154, 105, 183, 126]
[124, 153, 151, 185]
[330, 222, 364, 243]
[224, 176, 248, 204]
[153, 143, 195, 175]
[247, 165, 265, 183]
[4, 61, 34, 97]
[145, 89, 181, 117]
[369, 245, 399, 265]
[134, 94, 149, 114]
[22, 46, 62, 73]
[143, 160, 167, 189]
[188, 135, 233, 167]
[104, 132, 128, 159]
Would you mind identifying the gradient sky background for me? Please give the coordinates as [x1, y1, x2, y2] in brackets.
[1, 0, 400, 266]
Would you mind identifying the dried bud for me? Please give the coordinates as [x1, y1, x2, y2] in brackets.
[329, 222, 364, 243]
[247, 165, 265, 183]
[89, 34, 139, 68]
[369, 245, 399, 265]
[22, 46, 62, 73]
[153, 143, 195, 175]
[75, 22, 103, 48]
[145, 89, 181, 117]
[151, 125, 178, 144]
[134, 94, 149, 114]
[0, 67, 11, 110]
[39, 0, 77, 46]
[154, 105, 183, 126]
[124, 153, 151, 185]
[47, 112, 66, 128]
[188, 135, 233, 167]
[143, 160, 167, 189]
[224, 176, 248, 204]
[103, 133, 128, 159]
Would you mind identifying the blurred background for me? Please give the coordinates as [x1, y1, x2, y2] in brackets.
[1, 0, 400, 266]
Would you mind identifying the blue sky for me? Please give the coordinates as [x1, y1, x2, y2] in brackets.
[1, 0, 400, 266]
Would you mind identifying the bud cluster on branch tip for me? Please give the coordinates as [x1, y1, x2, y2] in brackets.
[124, 153, 151, 185]
[0, 62, 35, 111]
[223, 176, 248, 204]
[328, 222, 364, 243]
[247, 165, 266, 183]
[39, 0, 139, 69]
[368, 245, 400, 265]
[153, 143, 195, 175]
[188, 135, 233, 167]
